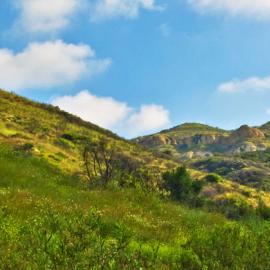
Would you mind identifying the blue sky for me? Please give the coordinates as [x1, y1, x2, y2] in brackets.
[1, 0, 270, 138]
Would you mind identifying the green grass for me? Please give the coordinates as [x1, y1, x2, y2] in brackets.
[0, 89, 175, 180]
[1, 89, 270, 269]
[1, 143, 270, 269]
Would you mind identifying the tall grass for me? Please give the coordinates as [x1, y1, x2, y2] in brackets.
[0, 143, 270, 269]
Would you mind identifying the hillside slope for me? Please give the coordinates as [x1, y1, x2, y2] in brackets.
[0, 89, 175, 182]
[1, 89, 270, 213]
[1, 141, 270, 269]
[1, 89, 270, 268]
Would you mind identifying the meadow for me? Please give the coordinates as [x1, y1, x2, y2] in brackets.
[1, 143, 270, 269]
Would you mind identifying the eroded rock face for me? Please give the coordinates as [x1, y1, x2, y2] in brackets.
[136, 124, 267, 156]
[137, 134, 220, 147]
[230, 142, 257, 154]
[181, 151, 213, 160]
[136, 134, 173, 147]
[229, 142, 268, 154]
[192, 134, 218, 145]
[229, 125, 265, 143]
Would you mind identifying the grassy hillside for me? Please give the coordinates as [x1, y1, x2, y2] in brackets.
[1, 89, 270, 268]
[1, 89, 269, 213]
[190, 156, 270, 191]
[0, 89, 175, 180]
[1, 142, 270, 269]
[160, 123, 228, 137]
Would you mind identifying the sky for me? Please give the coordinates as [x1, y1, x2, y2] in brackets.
[1, 0, 270, 138]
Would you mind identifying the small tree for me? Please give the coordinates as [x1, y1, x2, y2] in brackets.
[83, 138, 118, 185]
[83, 138, 163, 190]
[163, 166, 202, 201]
[83, 138, 146, 187]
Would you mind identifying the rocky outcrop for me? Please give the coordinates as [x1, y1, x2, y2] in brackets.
[192, 134, 219, 145]
[137, 133, 220, 147]
[229, 142, 257, 154]
[228, 125, 265, 143]
[229, 142, 268, 154]
[136, 124, 268, 157]
[136, 134, 175, 147]
[182, 151, 213, 160]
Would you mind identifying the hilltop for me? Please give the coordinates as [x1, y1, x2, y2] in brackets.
[136, 122, 270, 192]
[135, 122, 268, 157]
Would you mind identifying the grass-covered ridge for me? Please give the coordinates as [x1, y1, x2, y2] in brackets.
[0, 89, 175, 179]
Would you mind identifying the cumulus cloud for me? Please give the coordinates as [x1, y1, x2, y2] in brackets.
[126, 105, 170, 136]
[217, 76, 270, 93]
[188, 0, 270, 19]
[52, 90, 130, 129]
[90, 0, 164, 21]
[0, 40, 111, 91]
[15, 0, 82, 33]
[52, 90, 170, 137]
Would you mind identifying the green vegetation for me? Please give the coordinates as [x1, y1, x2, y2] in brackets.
[240, 149, 270, 164]
[191, 157, 270, 192]
[1, 89, 270, 269]
[0, 89, 175, 180]
[204, 173, 222, 183]
[163, 166, 203, 202]
[160, 123, 227, 137]
[1, 143, 270, 269]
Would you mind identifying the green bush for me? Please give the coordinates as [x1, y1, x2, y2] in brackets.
[188, 223, 270, 270]
[60, 133, 76, 142]
[257, 199, 270, 220]
[163, 167, 202, 201]
[204, 173, 222, 183]
[218, 196, 254, 219]
[15, 143, 34, 154]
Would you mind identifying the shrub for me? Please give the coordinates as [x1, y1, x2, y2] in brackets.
[218, 196, 254, 219]
[15, 143, 34, 154]
[163, 167, 202, 202]
[60, 133, 76, 142]
[204, 173, 222, 183]
[55, 138, 74, 149]
[257, 199, 270, 220]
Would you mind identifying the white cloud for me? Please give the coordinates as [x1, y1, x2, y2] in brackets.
[188, 0, 270, 19]
[126, 104, 170, 136]
[0, 40, 111, 91]
[52, 90, 170, 137]
[90, 0, 164, 21]
[266, 108, 270, 115]
[15, 0, 81, 33]
[52, 90, 131, 129]
[218, 76, 270, 93]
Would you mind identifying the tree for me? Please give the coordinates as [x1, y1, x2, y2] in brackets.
[83, 138, 118, 185]
[163, 166, 202, 201]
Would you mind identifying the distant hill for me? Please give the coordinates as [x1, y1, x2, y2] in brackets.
[135, 122, 269, 157]
[135, 122, 270, 191]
